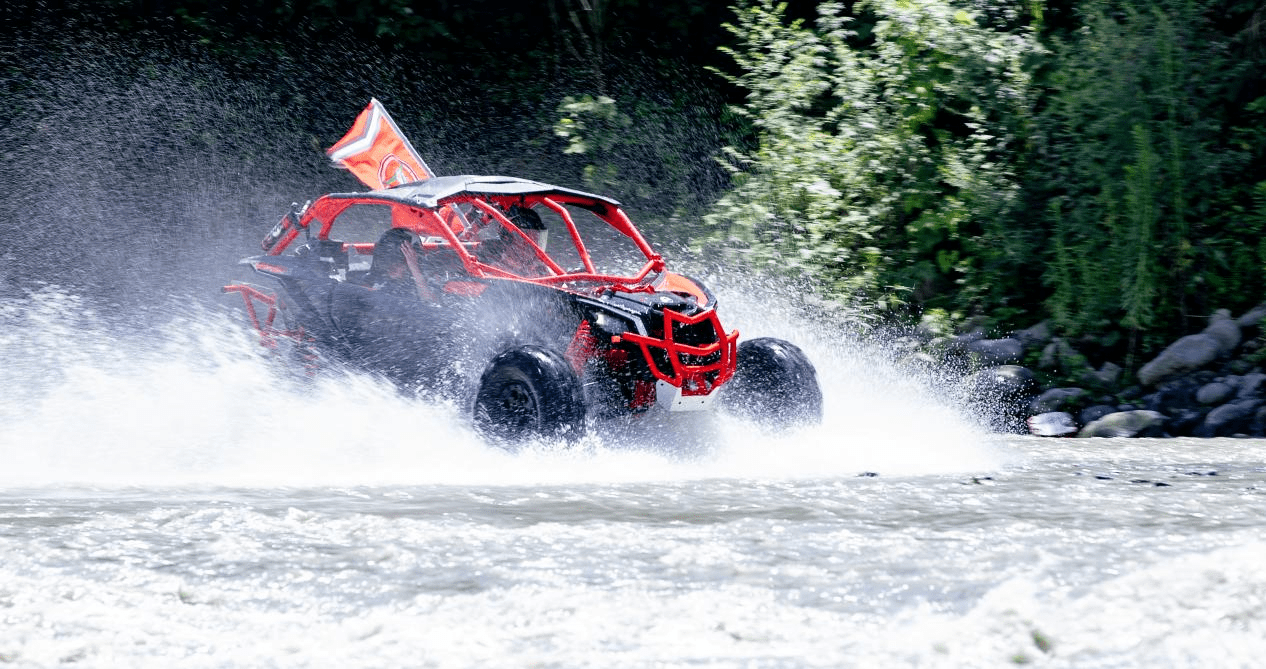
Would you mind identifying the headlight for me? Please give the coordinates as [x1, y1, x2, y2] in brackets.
[593, 311, 628, 336]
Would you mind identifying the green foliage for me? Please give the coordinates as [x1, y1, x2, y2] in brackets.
[1033, 0, 1266, 345]
[711, 0, 1266, 348]
[705, 0, 1042, 313]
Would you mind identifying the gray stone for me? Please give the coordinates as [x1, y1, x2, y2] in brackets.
[1203, 309, 1241, 355]
[1080, 362, 1123, 389]
[1079, 404, 1117, 425]
[1168, 408, 1209, 436]
[1137, 333, 1223, 387]
[1225, 359, 1256, 376]
[1029, 387, 1088, 414]
[1013, 321, 1052, 351]
[950, 329, 986, 347]
[1196, 381, 1234, 405]
[962, 365, 1038, 433]
[964, 337, 1024, 365]
[1078, 410, 1168, 438]
[1097, 362, 1123, 386]
[1038, 338, 1085, 372]
[897, 351, 939, 370]
[1237, 303, 1266, 328]
[1237, 372, 1266, 399]
[1193, 399, 1263, 437]
[1028, 412, 1078, 436]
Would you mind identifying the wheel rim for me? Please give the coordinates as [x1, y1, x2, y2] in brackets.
[495, 379, 538, 429]
[477, 372, 540, 438]
[474, 347, 587, 445]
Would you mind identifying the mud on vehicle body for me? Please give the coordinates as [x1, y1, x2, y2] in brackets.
[225, 175, 822, 445]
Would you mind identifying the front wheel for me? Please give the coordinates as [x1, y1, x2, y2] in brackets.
[473, 345, 587, 446]
[721, 337, 823, 430]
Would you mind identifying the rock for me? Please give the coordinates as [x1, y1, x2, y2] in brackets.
[950, 329, 986, 348]
[1079, 404, 1117, 425]
[1013, 321, 1052, 351]
[964, 337, 1024, 365]
[964, 365, 1037, 395]
[1191, 370, 1218, 384]
[1079, 362, 1123, 390]
[1245, 405, 1266, 435]
[1028, 411, 1078, 436]
[1078, 410, 1168, 438]
[1237, 303, 1266, 329]
[1029, 387, 1088, 413]
[1193, 399, 1263, 437]
[1137, 333, 1223, 387]
[1196, 381, 1234, 405]
[1038, 338, 1087, 372]
[896, 351, 939, 370]
[1251, 406, 1266, 436]
[1237, 372, 1266, 399]
[1203, 309, 1241, 355]
[1146, 381, 1198, 415]
[1223, 359, 1256, 375]
[962, 365, 1038, 433]
[1166, 408, 1209, 436]
[890, 335, 925, 354]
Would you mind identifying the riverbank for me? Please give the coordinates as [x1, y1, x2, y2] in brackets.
[899, 305, 1266, 438]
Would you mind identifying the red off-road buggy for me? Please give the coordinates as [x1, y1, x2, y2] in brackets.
[224, 175, 822, 444]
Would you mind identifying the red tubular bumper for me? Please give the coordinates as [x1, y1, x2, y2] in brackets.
[620, 308, 738, 396]
[222, 284, 303, 346]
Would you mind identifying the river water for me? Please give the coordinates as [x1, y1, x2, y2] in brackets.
[2, 288, 1264, 668]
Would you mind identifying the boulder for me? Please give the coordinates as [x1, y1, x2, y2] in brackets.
[1237, 372, 1266, 399]
[1237, 303, 1266, 328]
[1078, 410, 1168, 438]
[896, 351, 940, 371]
[1029, 387, 1088, 414]
[1251, 406, 1266, 436]
[1203, 309, 1241, 355]
[1146, 380, 1199, 415]
[1137, 333, 1223, 387]
[1166, 408, 1209, 436]
[1079, 362, 1123, 390]
[1193, 399, 1263, 437]
[1028, 412, 1078, 436]
[964, 337, 1024, 365]
[1196, 381, 1234, 405]
[1224, 359, 1256, 375]
[1012, 321, 1052, 351]
[963, 365, 1037, 396]
[962, 365, 1038, 433]
[1038, 338, 1088, 372]
[1078, 404, 1117, 425]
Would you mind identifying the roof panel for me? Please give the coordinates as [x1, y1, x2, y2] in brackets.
[325, 175, 621, 208]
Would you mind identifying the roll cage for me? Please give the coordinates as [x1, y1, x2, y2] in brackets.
[261, 179, 667, 293]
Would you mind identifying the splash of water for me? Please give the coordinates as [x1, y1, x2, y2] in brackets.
[0, 280, 1003, 489]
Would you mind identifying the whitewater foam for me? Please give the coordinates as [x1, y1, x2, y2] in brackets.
[0, 283, 1002, 489]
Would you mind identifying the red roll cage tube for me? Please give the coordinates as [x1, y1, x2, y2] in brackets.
[264, 192, 667, 292]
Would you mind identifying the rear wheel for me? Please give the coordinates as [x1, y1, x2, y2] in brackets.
[473, 345, 586, 446]
[722, 337, 823, 430]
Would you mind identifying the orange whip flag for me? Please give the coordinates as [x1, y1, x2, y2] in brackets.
[326, 99, 433, 189]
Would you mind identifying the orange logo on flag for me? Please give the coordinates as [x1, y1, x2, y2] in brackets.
[327, 99, 432, 190]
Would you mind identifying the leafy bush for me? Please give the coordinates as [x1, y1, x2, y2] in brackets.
[704, 0, 1042, 314]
